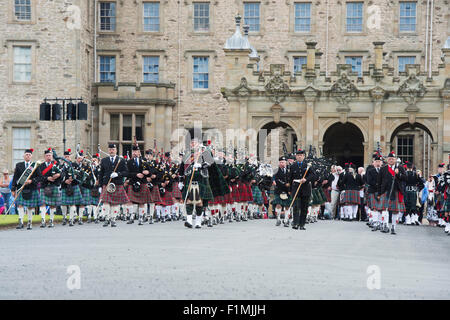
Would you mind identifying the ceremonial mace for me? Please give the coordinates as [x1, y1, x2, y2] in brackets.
[287, 162, 312, 213]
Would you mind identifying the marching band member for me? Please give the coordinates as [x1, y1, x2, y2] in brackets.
[367, 154, 383, 231]
[272, 156, 291, 227]
[339, 163, 364, 221]
[403, 161, 424, 225]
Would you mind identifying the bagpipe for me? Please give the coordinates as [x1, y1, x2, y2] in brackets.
[256, 162, 273, 191]
[305, 145, 334, 182]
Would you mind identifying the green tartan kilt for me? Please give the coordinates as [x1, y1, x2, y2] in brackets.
[311, 188, 325, 205]
[318, 188, 328, 203]
[404, 191, 417, 211]
[444, 198, 450, 213]
[251, 185, 264, 204]
[40, 186, 62, 207]
[79, 186, 94, 206]
[272, 193, 292, 207]
[16, 189, 42, 208]
[61, 185, 83, 206]
[182, 180, 214, 201]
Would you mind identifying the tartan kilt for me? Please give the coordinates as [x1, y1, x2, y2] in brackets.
[262, 191, 269, 205]
[61, 186, 83, 206]
[404, 191, 418, 211]
[341, 189, 360, 205]
[251, 185, 264, 205]
[172, 185, 182, 199]
[40, 186, 62, 207]
[16, 189, 42, 208]
[311, 188, 321, 205]
[223, 186, 234, 204]
[379, 192, 406, 213]
[230, 184, 241, 203]
[158, 189, 174, 206]
[79, 186, 94, 206]
[238, 183, 253, 202]
[200, 181, 214, 201]
[272, 193, 292, 207]
[211, 195, 226, 205]
[127, 184, 151, 204]
[149, 186, 162, 203]
[323, 187, 331, 202]
[100, 185, 130, 206]
[367, 193, 382, 211]
[443, 198, 450, 213]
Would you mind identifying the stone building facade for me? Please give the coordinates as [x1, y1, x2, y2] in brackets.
[0, 0, 449, 175]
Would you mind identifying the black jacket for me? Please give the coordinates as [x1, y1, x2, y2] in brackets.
[288, 161, 315, 197]
[11, 161, 40, 191]
[127, 157, 148, 184]
[37, 161, 63, 188]
[341, 171, 364, 191]
[98, 156, 128, 186]
[273, 167, 290, 194]
[366, 166, 380, 194]
[377, 164, 407, 196]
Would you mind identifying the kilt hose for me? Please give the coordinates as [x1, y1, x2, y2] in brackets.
[127, 184, 151, 204]
[323, 187, 331, 202]
[172, 185, 182, 199]
[61, 185, 83, 206]
[149, 186, 162, 203]
[238, 183, 253, 202]
[367, 193, 382, 211]
[379, 191, 406, 213]
[272, 193, 292, 208]
[230, 184, 241, 203]
[79, 186, 94, 206]
[40, 186, 62, 207]
[341, 189, 361, 205]
[158, 189, 174, 206]
[16, 189, 42, 208]
[100, 185, 130, 206]
[404, 191, 418, 212]
[251, 185, 264, 205]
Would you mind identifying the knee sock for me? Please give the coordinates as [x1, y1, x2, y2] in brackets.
[69, 205, 76, 221]
[156, 205, 162, 219]
[49, 207, 56, 221]
[103, 203, 111, 220]
[352, 205, 358, 219]
[391, 213, 399, 229]
[39, 206, 46, 221]
[18, 206, 25, 222]
[381, 210, 389, 227]
[148, 203, 155, 219]
[138, 207, 145, 221]
[79, 206, 85, 219]
[111, 205, 119, 221]
[28, 208, 34, 223]
[276, 207, 282, 221]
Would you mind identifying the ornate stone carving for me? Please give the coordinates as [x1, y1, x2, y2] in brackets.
[265, 73, 290, 104]
[369, 86, 385, 102]
[270, 104, 283, 123]
[330, 73, 358, 109]
[397, 73, 426, 109]
[440, 78, 450, 101]
[232, 77, 252, 97]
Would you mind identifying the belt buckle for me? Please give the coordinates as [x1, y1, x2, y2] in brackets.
[191, 181, 199, 186]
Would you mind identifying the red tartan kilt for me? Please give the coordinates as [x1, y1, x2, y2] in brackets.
[341, 189, 360, 205]
[158, 190, 174, 206]
[367, 193, 382, 211]
[262, 191, 268, 205]
[238, 183, 253, 202]
[323, 187, 331, 202]
[230, 184, 241, 202]
[149, 186, 162, 203]
[172, 185, 182, 199]
[223, 187, 234, 204]
[127, 184, 151, 204]
[100, 185, 130, 206]
[379, 192, 406, 213]
[211, 195, 226, 205]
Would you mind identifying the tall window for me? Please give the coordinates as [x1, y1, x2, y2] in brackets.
[100, 2, 116, 31]
[293, 56, 307, 73]
[397, 135, 414, 164]
[399, 2, 416, 32]
[110, 113, 145, 156]
[13, 46, 32, 82]
[143, 56, 159, 83]
[193, 2, 210, 32]
[294, 3, 311, 33]
[398, 56, 415, 73]
[13, 128, 31, 167]
[143, 2, 159, 32]
[346, 2, 363, 32]
[345, 56, 362, 76]
[14, 0, 31, 21]
[193, 56, 209, 89]
[244, 2, 260, 32]
[99, 56, 116, 83]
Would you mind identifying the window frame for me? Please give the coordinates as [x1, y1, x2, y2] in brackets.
[396, 135, 414, 164]
[7, 40, 38, 85]
[109, 113, 146, 156]
[12, 46, 32, 83]
[345, 1, 364, 33]
[143, 1, 160, 32]
[293, 56, 307, 74]
[8, 0, 36, 24]
[192, 56, 209, 90]
[345, 56, 363, 77]
[294, 2, 311, 33]
[243, 2, 261, 33]
[397, 56, 416, 73]
[399, 1, 416, 33]
[193, 2, 210, 32]
[98, 1, 117, 32]
[98, 55, 117, 83]
[142, 56, 160, 84]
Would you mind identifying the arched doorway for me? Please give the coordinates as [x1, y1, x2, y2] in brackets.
[390, 122, 434, 177]
[257, 121, 298, 166]
[323, 122, 364, 167]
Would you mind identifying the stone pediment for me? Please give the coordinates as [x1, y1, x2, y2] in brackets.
[232, 77, 252, 97]
[397, 73, 426, 109]
[330, 73, 358, 108]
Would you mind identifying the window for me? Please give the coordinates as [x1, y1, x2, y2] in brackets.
[12, 128, 31, 167]
[143, 56, 159, 83]
[398, 56, 415, 72]
[346, 2, 363, 32]
[13, 46, 32, 82]
[14, 0, 31, 21]
[345, 56, 362, 76]
[397, 135, 413, 164]
[293, 56, 307, 73]
[194, 2, 210, 32]
[193, 56, 209, 89]
[244, 2, 260, 32]
[109, 113, 145, 156]
[143, 2, 159, 32]
[99, 2, 116, 31]
[99, 56, 116, 83]
[294, 3, 311, 33]
[399, 2, 416, 32]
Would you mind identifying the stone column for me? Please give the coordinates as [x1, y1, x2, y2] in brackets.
[164, 106, 172, 150]
[370, 87, 384, 152]
[303, 89, 318, 148]
[373, 42, 385, 71]
[239, 97, 248, 130]
[363, 141, 369, 167]
[155, 104, 165, 149]
[441, 48, 450, 162]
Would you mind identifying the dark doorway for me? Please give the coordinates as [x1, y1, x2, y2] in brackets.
[257, 121, 298, 162]
[323, 122, 364, 167]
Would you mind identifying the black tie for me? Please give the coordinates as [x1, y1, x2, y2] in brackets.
[111, 157, 114, 164]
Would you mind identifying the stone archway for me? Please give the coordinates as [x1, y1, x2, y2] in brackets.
[257, 121, 298, 166]
[323, 122, 365, 167]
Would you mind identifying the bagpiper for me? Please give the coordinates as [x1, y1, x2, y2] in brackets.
[60, 150, 84, 227]
[143, 149, 162, 224]
[37, 148, 63, 228]
[403, 161, 424, 225]
[88, 154, 101, 223]
[98, 143, 130, 227]
[338, 163, 364, 221]
[376, 151, 407, 234]
[434, 163, 447, 228]
[366, 153, 383, 231]
[437, 163, 450, 234]
[11, 148, 42, 230]
[272, 156, 291, 227]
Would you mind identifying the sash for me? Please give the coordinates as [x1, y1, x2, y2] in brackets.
[42, 162, 55, 176]
[388, 166, 403, 202]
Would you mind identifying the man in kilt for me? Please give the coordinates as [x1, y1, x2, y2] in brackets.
[366, 154, 383, 231]
[434, 163, 447, 228]
[73, 150, 95, 225]
[273, 156, 292, 227]
[403, 161, 424, 225]
[89, 154, 101, 223]
[60, 151, 84, 227]
[143, 149, 162, 224]
[98, 143, 130, 227]
[11, 148, 42, 230]
[437, 163, 450, 234]
[126, 145, 151, 225]
[36, 148, 63, 228]
[376, 151, 407, 234]
[338, 163, 364, 221]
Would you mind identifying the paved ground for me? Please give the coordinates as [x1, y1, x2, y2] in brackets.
[1, 218, 449, 300]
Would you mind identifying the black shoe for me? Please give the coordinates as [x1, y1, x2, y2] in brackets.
[138, 220, 143, 225]
[40, 220, 46, 228]
[48, 220, 54, 228]
[391, 227, 396, 235]
[371, 224, 379, 231]
[16, 222, 24, 229]
[208, 221, 213, 227]
[127, 220, 134, 224]
[284, 222, 289, 227]
[195, 225, 201, 229]
[94, 219, 99, 224]
[184, 221, 193, 228]
[111, 221, 117, 227]
[78, 220, 83, 225]
[292, 225, 299, 230]
[62, 218, 67, 226]
[27, 223, 32, 230]
[276, 220, 281, 226]
[300, 226, 306, 230]
[103, 220, 110, 227]
[161, 218, 166, 223]
[381, 225, 389, 233]
[69, 220, 74, 227]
